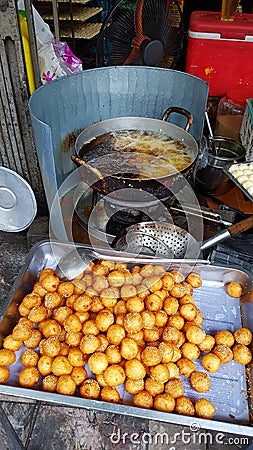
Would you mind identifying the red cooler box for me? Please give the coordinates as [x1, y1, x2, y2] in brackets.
[186, 12, 253, 97]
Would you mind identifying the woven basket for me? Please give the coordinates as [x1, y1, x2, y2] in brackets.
[240, 98, 253, 161]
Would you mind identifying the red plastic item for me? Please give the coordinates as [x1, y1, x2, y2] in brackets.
[185, 12, 253, 97]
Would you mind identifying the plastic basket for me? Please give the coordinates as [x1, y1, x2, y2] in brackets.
[240, 98, 253, 161]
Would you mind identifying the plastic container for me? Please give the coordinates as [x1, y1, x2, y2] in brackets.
[185, 11, 253, 97]
[215, 88, 251, 143]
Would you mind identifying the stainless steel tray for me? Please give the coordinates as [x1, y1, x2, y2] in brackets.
[224, 162, 253, 203]
[0, 240, 253, 436]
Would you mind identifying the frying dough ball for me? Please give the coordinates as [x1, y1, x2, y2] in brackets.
[158, 343, 174, 363]
[28, 305, 47, 323]
[21, 349, 39, 367]
[120, 338, 139, 360]
[226, 282, 242, 298]
[24, 329, 43, 349]
[155, 310, 168, 328]
[175, 396, 195, 416]
[57, 281, 75, 298]
[141, 346, 162, 366]
[234, 328, 252, 346]
[190, 371, 210, 393]
[22, 293, 41, 309]
[141, 311, 156, 329]
[82, 319, 99, 336]
[161, 273, 174, 290]
[133, 391, 153, 409]
[88, 352, 109, 374]
[148, 364, 170, 384]
[181, 342, 200, 360]
[179, 303, 197, 322]
[67, 348, 86, 367]
[107, 324, 126, 345]
[38, 355, 53, 376]
[51, 355, 73, 376]
[71, 367, 87, 386]
[18, 367, 40, 388]
[64, 314, 82, 333]
[56, 374, 76, 395]
[42, 319, 61, 338]
[233, 344, 252, 365]
[0, 366, 10, 384]
[195, 398, 215, 419]
[162, 326, 182, 346]
[163, 297, 179, 315]
[100, 386, 120, 403]
[213, 345, 233, 364]
[166, 362, 180, 379]
[167, 314, 184, 330]
[3, 334, 23, 351]
[42, 375, 58, 392]
[80, 335, 101, 354]
[125, 378, 144, 395]
[198, 335, 216, 353]
[202, 353, 221, 373]
[215, 330, 234, 348]
[73, 294, 92, 312]
[177, 358, 196, 377]
[106, 345, 122, 364]
[125, 359, 146, 380]
[186, 273, 202, 288]
[41, 274, 60, 292]
[145, 377, 164, 396]
[103, 364, 126, 387]
[108, 270, 125, 287]
[145, 294, 163, 312]
[185, 325, 206, 345]
[95, 310, 114, 332]
[124, 312, 143, 334]
[44, 292, 62, 309]
[165, 378, 184, 398]
[154, 393, 175, 412]
[0, 349, 16, 366]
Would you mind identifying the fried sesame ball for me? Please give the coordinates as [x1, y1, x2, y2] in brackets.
[67, 348, 86, 367]
[177, 358, 196, 377]
[234, 328, 252, 346]
[140, 264, 155, 278]
[158, 342, 174, 363]
[181, 342, 200, 360]
[51, 355, 73, 376]
[120, 338, 139, 360]
[213, 345, 233, 364]
[185, 325, 206, 345]
[165, 378, 184, 398]
[65, 331, 82, 347]
[0, 349, 16, 366]
[0, 366, 10, 384]
[106, 345, 122, 364]
[145, 377, 164, 396]
[195, 398, 215, 419]
[41, 274, 60, 292]
[100, 386, 120, 403]
[42, 375, 58, 392]
[202, 353, 221, 373]
[41, 337, 61, 357]
[233, 344, 252, 365]
[167, 314, 184, 330]
[141, 311, 156, 329]
[73, 294, 92, 312]
[175, 396, 195, 416]
[3, 334, 23, 351]
[190, 371, 210, 393]
[125, 358, 146, 380]
[186, 273, 202, 288]
[148, 364, 170, 384]
[18, 367, 40, 388]
[21, 349, 39, 368]
[215, 330, 234, 348]
[125, 297, 144, 313]
[198, 335, 216, 353]
[71, 367, 87, 386]
[56, 374, 76, 395]
[103, 365, 126, 387]
[106, 324, 126, 346]
[108, 270, 125, 287]
[28, 305, 47, 323]
[82, 319, 99, 336]
[166, 362, 180, 379]
[44, 292, 62, 310]
[95, 310, 114, 332]
[226, 282, 242, 298]
[145, 294, 163, 312]
[154, 393, 175, 412]
[124, 312, 143, 334]
[162, 326, 182, 346]
[170, 283, 186, 299]
[88, 352, 109, 374]
[141, 346, 162, 367]
[133, 391, 153, 409]
[161, 273, 174, 290]
[179, 303, 197, 322]
[38, 355, 54, 376]
[96, 334, 109, 353]
[22, 293, 41, 309]
[163, 297, 179, 315]
[155, 310, 168, 328]
[125, 378, 145, 395]
[42, 319, 62, 338]
[80, 334, 101, 354]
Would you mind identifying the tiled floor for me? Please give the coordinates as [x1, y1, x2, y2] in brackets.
[0, 218, 252, 450]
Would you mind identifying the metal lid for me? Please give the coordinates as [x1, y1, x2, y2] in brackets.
[0, 167, 37, 232]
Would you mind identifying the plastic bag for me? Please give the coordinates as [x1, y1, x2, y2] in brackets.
[39, 41, 83, 84]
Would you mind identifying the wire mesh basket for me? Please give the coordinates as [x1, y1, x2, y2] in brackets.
[240, 98, 253, 162]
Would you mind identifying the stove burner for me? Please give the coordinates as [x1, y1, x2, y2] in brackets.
[106, 209, 152, 236]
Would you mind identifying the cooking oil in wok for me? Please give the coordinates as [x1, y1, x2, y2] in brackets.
[79, 130, 195, 179]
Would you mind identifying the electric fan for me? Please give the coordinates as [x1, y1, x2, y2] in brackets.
[96, 0, 184, 68]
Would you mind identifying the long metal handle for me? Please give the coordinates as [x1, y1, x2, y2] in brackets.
[162, 107, 193, 132]
[201, 230, 231, 251]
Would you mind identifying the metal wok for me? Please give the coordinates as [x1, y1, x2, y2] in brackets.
[72, 107, 198, 199]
